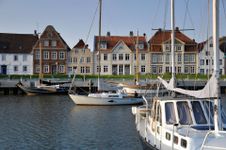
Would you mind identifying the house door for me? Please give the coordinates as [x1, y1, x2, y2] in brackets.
[1, 65, 7, 74]
[112, 65, 117, 75]
[52, 65, 57, 74]
[125, 65, 130, 75]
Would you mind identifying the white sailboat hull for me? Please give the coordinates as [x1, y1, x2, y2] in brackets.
[69, 94, 143, 105]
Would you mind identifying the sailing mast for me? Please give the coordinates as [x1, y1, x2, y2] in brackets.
[171, 0, 176, 89]
[39, 34, 43, 79]
[136, 31, 139, 85]
[213, 0, 221, 132]
[97, 0, 102, 91]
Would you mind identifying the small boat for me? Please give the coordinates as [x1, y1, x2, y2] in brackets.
[69, 90, 143, 105]
[16, 81, 68, 95]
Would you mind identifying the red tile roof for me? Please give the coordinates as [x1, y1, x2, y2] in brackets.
[149, 29, 197, 52]
[0, 33, 38, 53]
[94, 36, 148, 52]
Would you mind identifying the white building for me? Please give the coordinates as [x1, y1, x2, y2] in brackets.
[198, 37, 225, 75]
[0, 33, 38, 75]
[93, 32, 149, 75]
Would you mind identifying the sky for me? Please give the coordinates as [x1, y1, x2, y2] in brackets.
[0, 0, 226, 50]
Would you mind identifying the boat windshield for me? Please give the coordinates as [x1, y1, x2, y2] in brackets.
[177, 101, 193, 125]
[191, 101, 207, 124]
[202, 101, 214, 124]
[165, 102, 177, 124]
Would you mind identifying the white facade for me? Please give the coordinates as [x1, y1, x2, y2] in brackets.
[0, 53, 33, 75]
[94, 41, 149, 75]
[198, 37, 225, 75]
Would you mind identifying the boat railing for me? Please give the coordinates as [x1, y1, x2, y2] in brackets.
[200, 130, 226, 150]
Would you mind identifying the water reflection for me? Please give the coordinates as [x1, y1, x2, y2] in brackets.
[0, 95, 142, 150]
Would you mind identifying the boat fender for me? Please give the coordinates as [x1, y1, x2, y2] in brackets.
[108, 100, 114, 103]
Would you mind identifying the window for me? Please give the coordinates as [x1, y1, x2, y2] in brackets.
[44, 40, 49, 47]
[200, 69, 204, 74]
[178, 66, 181, 73]
[2, 54, 6, 61]
[43, 51, 49, 60]
[184, 66, 189, 73]
[14, 55, 18, 61]
[35, 50, 40, 60]
[14, 66, 18, 72]
[87, 57, 91, 63]
[191, 66, 195, 74]
[177, 46, 181, 51]
[112, 54, 117, 60]
[134, 54, 136, 60]
[59, 65, 65, 73]
[119, 65, 123, 75]
[80, 57, 84, 63]
[190, 54, 195, 62]
[165, 54, 170, 63]
[152, 66, 157, 74]
[59, 51, 65, 60]
[141, 53, 145, 61]
[73, 57, 77, 63]
[191, 101, 207, 124]
[158, 66, 162, 74]
[206, 59, 209, 65]
[100, 42, 107, 49]
[166, 45, 170, 51]
[43, 65, 49, 73]
[177, 102, 192, 125]
[51, 51, 57, 60]
[104, 54, 108, 61]
[200, 59, 204, 65]
[165, 102, 177, 124]
[152, 54, 158, 63]
[80, 66, 85, 73]
[104, 66, 108, 72]
[138, 43, 144, 49]
[206, 51, 210, 56]
[184, 54, 189, 62]
[119, 54, 123, 60]
[97, 66, 101, 73]
[209, 43, 213, 47]
[23, 66, 27, 72]
[35, 65, 40, 73]
[23, 55, 27, 61]
[220, 59, 222, 65]
[86, 67, 90, 73]
[166, 66, 170, 73]
[51, 40, 57, 47]
[141, 65, 145, 73]
[177, 54, 182, 63]
[125, 54, 130, 61]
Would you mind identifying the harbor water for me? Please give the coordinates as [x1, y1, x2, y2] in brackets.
[0, 95, 142, 150]
[0, 95, 226, 150]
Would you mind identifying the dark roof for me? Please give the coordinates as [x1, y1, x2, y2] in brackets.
[198, 37, 226, 53]
[73, 39, 88, 48]
[0, 33, 38, 53]
[94, 35, 148, 52]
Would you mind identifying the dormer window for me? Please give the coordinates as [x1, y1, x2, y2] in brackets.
[165, 45, 170, 51]
[177, 46, 181, 51]
[138, 43, 144, 49]
[44, 40, 49, 47]
[100, 41, 107, 49]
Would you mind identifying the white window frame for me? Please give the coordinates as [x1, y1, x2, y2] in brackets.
[35, 50, 40, 60]
[44, 40, 49, 47]
[43, 51, 49, 60]
[51, 51, 57, 60]
[43, 65, 49, 73]
[59, 65, 65, 73]
[59, 51, 65, 60]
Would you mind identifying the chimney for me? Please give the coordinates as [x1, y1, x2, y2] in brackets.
[175, 27, 179, 31]
[34, 30, 38, 36]
[107, 31, 111, 36]
[129, 31, 134, 37]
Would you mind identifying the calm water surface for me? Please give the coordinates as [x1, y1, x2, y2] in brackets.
[0, 95, 142, 150]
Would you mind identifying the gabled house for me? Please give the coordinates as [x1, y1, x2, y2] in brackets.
[33, 25, 70, 75]
[149, 28, 198, 74]
[198, 37, 225, 75]
[0, 33, 38, 75]
[68, 39, 94, 75]
[93, 32, 149, 75]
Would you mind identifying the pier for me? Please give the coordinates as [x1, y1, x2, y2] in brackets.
[1, 78, 226, 95]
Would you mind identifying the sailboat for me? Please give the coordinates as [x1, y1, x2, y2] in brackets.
[68, 0, 143, 105]
[133, 0, 226, 149]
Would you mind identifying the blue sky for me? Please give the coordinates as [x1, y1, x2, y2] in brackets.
[0, 0, 226, 50]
